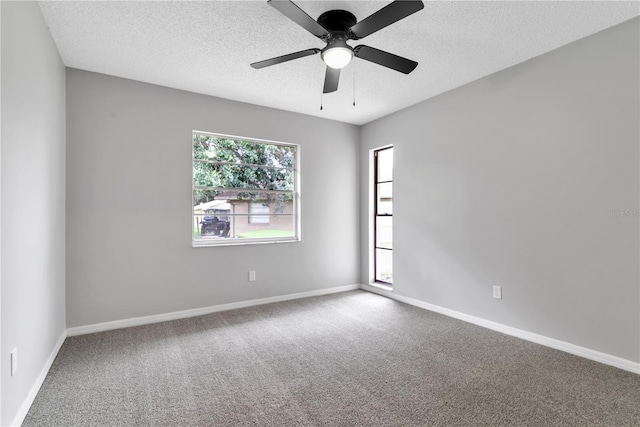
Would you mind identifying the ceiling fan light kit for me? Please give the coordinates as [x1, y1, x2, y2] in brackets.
[322, 46, 353, 69]
[251, 0, 424, 97]
[322, 37, 353, 69]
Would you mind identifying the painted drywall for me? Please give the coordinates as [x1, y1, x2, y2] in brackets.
[1, 2, 67, 425]
[66, 69, 360, 327]
[360, 18, 640, 363]
[0, 3, 3, 424]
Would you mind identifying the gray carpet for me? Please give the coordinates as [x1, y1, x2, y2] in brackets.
[24, 290, 640, 426]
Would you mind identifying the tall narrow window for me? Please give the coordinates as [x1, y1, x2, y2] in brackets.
[374, 146, 393, 284]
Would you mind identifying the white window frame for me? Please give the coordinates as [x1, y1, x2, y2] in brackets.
[192, 131, 300, 247]
[371, 145, 393, 287]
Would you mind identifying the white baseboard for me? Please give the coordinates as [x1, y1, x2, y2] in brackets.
[360, 284, 640, 375]
[11, 330, 67, 427]
[67, 284, 360, 337]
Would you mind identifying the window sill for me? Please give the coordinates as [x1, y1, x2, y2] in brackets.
[367, 282, 393, 292]
[192, 237, 301, 248]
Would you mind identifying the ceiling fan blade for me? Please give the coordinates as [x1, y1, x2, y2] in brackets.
[349, 0, 424, 39]
[268, 0, 329, 38]
[354, 45, 418, 74]
[323, 66, 340, 93]
[251, 48, 321, 69]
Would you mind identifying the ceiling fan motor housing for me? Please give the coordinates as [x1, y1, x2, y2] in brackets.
[322, 34, 351, 54]
[317, 10, 357, 34]
[318, 10, 357, 69]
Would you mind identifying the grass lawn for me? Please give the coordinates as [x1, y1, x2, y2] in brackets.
[236, 229, 294, 238]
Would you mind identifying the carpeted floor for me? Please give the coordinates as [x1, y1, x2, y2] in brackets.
[24, 290, 640, 426]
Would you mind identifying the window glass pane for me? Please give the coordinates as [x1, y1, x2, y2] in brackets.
[193, 135, 295, 167]
[377, 182, 393, 215]
[377, 148, 393, 182]
[194, 189, 296, 242]
[194, 191, 294, 214]
[375, 249, 393, 283]
[376, 216, 392, 249]
[194, 162, 294, 191]
[193, 214, 295, 241]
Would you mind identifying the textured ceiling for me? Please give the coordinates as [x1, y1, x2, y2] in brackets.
[39, 1, 639, 125]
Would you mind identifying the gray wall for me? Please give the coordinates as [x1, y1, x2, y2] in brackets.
[1, 2, 67, 425]
[360, 18, 639, 362]
[66, 69, 360, 327]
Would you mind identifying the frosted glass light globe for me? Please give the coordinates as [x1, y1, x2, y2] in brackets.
[322, 47, 353, 69]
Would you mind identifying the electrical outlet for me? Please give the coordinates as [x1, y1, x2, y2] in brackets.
[11, 348, 18, 376]
[249, 271, 256, 282]
[493, 286, 502, 300]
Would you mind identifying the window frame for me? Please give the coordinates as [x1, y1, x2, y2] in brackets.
[192, 131, 300, 247]
[373, 146, 393, 285]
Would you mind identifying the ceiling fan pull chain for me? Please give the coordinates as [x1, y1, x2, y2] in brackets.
[320, 92, 323, 111]
[353, 61, 356, 107]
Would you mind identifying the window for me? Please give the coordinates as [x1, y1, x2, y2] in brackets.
[193, 132, 299, 246]
[374, 146, 393, 284]
[249, 202, 270, 224]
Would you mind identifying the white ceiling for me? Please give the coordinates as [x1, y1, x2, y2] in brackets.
[39, 1, 639, 125]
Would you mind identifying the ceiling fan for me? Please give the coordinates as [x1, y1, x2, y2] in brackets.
[251, 0, 424, 94]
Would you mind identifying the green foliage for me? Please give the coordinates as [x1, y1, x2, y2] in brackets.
[193, 134, 295, 212]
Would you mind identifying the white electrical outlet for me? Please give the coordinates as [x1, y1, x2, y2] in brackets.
[11, 348, 18, 376]
[493, 286, 502, 300]
[249, 271, 256, 282]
